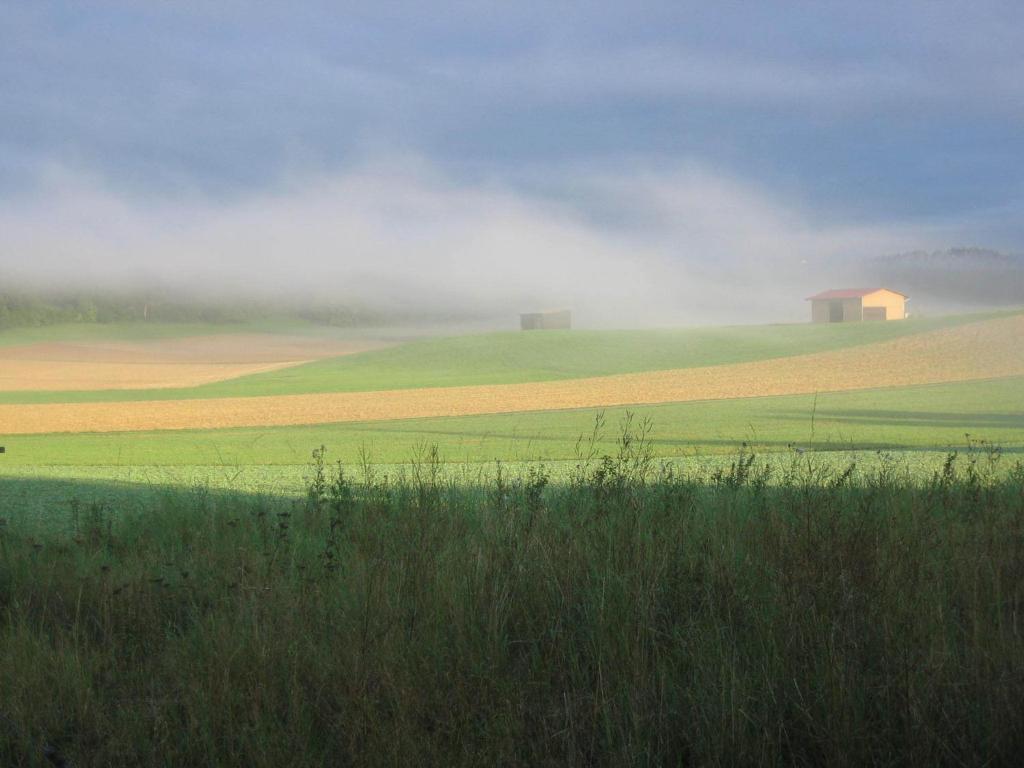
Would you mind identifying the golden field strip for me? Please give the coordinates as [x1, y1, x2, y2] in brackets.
[1, 315, 1021, 435]
[0, 335, 390, 391]
[0, 360, 307, 392]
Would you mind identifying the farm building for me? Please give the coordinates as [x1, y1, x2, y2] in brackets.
[806, 288, 907, 323]
[520, 309, 572, 331]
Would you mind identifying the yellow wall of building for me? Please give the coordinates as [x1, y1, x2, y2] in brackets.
[862, 290, 906, 320]
[810, 290, 906, 322]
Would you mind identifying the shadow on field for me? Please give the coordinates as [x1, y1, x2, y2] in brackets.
[3, 441, 1024, 766]
[773, 408, 1024, 431]
[0, 475, 274, 533]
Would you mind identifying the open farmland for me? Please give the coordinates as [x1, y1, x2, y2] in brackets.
[0, 333, 391, 391]
[2, 374, 1022, 520]
[0, 312, 1021, 434]
[3, 313, 1024, 768]
[1, 310, 1023, 509]
[6, 10, 1022, 764]
[0, 309, 1008, 404]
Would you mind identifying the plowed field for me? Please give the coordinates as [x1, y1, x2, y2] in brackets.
[0, 335, 391, 391]
[2, 315, 1021, 435]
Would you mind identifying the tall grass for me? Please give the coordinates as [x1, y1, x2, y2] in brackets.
[1, 424, 1023, 765]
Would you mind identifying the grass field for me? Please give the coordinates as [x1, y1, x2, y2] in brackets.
[3, 375, 1021, 468]
[3, 444, 1023, 766]
[0, 310, 1020, 475]
[0, 310, 1007, 404]
[3, 374, 1022, 522]
[4, 311, 1024, 766]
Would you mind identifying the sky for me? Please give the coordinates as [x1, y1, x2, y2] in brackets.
[1, 1, 1022, 323]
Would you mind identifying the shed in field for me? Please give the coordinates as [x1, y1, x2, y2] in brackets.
[806, 288, 908, 323]
[520, 309, 572, 331]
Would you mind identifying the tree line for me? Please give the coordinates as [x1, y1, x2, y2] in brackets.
[0, 287, 431, 330]
[0, 290, 273, 329]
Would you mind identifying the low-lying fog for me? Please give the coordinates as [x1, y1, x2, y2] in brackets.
[3, 162, 1020, 329]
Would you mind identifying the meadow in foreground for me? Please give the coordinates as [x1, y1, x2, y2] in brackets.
[2, 426, 1023, 766]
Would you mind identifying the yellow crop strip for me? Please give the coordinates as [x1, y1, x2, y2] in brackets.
[0, 360, 307, 392]
[1, 315, 1021, 435]
[0, 335, 392, 391]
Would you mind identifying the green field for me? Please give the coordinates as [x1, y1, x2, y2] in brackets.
[4, 313, 1024, 766]
[3, 376, 1022, 468]
[0, 310, 1007, 404]
[2, 311, 1022, 508]
[3, 376, 1022, 521]
[4, 445, 1023, 765]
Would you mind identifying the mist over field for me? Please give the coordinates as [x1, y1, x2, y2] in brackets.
[3, 162, 1020, 327]
[2, 3, 1023, 327]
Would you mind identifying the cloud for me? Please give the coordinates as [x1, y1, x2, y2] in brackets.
[428, 48, 927, 112]
[2, 1, 1023, 227]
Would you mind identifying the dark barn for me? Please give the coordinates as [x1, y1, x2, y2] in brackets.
[520, 309, 572, 331]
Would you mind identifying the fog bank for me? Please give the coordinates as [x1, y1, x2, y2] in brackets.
[0, 163, 1007, 327]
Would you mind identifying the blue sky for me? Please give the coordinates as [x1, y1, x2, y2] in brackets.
[1, 1, 1022, 321]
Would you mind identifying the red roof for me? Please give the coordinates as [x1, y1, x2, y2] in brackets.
[805, 288, 908, 301]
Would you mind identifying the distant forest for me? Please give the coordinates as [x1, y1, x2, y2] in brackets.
[861, 248, 1024, 308]
[0, 287, 386, 330]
